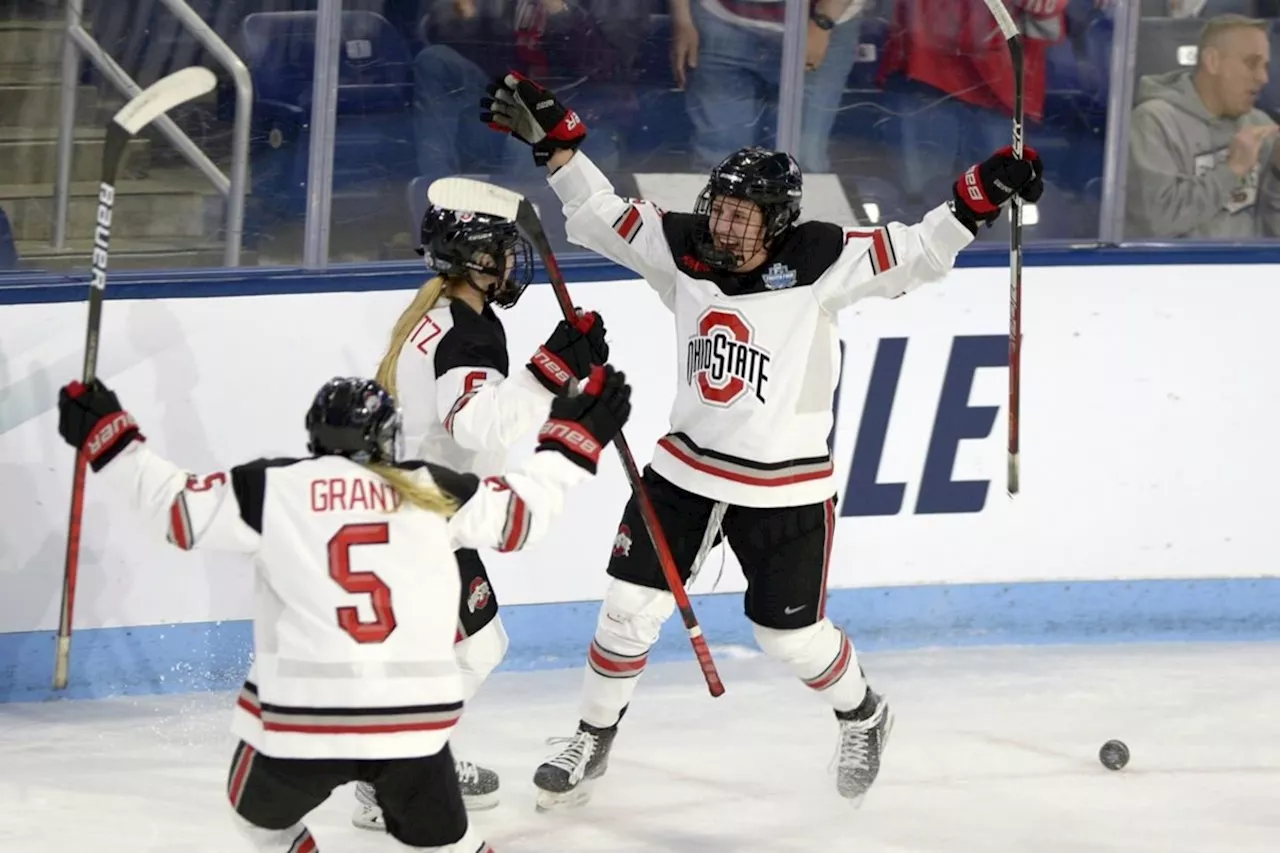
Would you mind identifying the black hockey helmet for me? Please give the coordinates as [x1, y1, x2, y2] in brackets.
[305, 377, 402, 464]
[694, 147, 803, 270]
[418, 203, 534, 308]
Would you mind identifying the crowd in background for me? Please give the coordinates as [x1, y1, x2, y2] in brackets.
[1, 0, 1278, 272]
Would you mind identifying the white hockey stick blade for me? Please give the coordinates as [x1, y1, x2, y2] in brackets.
[981, 0, 1019, 39]
[112, 67, 217, 136]
[428, 177, 525, 221]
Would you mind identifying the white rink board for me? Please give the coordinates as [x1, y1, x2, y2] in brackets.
[2, 263, 1278, 633]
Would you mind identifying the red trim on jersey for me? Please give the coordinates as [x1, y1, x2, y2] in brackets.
[167, 494, 192, 550]
[613, 205, 642, 243]
[444, 390, 480, 436]
[499, 482, 529, 552]
[845, 228, 897, 275]
[657, 436, 832, 487]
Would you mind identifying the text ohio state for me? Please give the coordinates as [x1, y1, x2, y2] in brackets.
[686, 330, 771, 403]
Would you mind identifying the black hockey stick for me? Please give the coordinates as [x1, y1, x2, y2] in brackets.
[54, 67, 218, 691]
[983, 0, 1025, 497]
[427, 177, 726, 698]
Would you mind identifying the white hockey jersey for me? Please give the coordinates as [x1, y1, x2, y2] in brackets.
[394, 296, 554, 478]
[548, 152, 976, 508]
[97, 440, 587, 760]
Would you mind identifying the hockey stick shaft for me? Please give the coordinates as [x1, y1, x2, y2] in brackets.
[984, 0, 1025, 496]
[54, 68, 217, 690]
[515, 201, 725, 698]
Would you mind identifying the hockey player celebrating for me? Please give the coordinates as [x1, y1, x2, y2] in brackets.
[479, 71, 1044, 809]
[54, 366, 632, 853]
[351, 201, 609, 827]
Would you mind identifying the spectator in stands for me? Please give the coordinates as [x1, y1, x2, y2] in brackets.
[668, 0, 867, 173]
[412, 0, 644, 182]
[875, 0, 1069, 216]
[1126, 14, 1280, 239]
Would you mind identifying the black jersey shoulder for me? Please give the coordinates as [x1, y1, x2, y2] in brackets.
[396, 460, 480, 504]
[231, 457, 308, 533]
[662, 214, 845, 296]
[432, 300, 510, 379]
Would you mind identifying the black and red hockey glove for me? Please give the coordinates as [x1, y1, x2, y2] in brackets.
[480, 71, 587, 167]
[951, 145, 1045, 233]
[57, 378, 144, 471]
[536, 365, 631, 474]
[527, 311, 610, 395]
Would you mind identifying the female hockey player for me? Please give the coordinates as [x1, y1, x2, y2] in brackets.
[479, 71, 1045, 810]
[54, 366, 632, 853]
[352, 200, 611, 828]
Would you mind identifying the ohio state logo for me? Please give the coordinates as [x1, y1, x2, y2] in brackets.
[686, 307, 771, 406]
[612, 524, 633, 557]
[467, 577, 491, 613]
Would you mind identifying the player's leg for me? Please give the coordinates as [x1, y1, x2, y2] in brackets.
[449, 549, 505, 808]
[533, 465, 716, 810]
[353, 551, 504, 831]
[724, 497, 893, 806]
[372, 743, 492, 853]
[226, 739, 347, 852]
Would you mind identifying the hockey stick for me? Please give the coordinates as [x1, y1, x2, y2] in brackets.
[53, 67, 218, 691]
[982, 0, 1024, 497]
[428, 177, 726, 698]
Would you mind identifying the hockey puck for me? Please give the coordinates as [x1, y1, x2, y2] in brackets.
[1099, 739, 1129, 770]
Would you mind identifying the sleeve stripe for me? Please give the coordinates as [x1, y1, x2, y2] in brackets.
[846, 228, 898, 276]
[443, 390, 480, 436]
[491, 477, 530, 552]
[612, 205, 643, 244]
[167, 493, 194, 550]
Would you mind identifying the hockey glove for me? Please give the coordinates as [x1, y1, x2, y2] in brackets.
[480, 71, 587, 167]
[527, 311, 610, 395]
[951, 145, 1045, 234]
[536, 365, 632, 474]
[57, 378, 144, 471]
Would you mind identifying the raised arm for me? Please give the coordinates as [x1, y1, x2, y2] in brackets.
[480, 72, 679, 306]
[56, 380, 261, 554]
[816, 146, 1044, 313]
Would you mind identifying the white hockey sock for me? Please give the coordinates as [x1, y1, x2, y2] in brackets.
[394, 823, 494, 852]
[455, 616, 509, 703]
[753, 619, 868, 713]
[579, 579, 675, 728]
[230, 812, 316, 853]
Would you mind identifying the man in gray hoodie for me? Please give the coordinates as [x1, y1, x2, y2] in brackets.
[1126, 14, 1280, 239]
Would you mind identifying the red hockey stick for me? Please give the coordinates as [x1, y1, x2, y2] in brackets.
[427, 177, 725, 698]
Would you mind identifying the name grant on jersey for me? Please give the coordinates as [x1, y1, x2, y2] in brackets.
[310, 476, 402, 513]
[686, 307, 771, 406]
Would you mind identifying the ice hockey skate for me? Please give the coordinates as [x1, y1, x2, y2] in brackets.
[532, 720, 619, 810]
[833, 688, 893, 806]
[352, 759, 501, 830]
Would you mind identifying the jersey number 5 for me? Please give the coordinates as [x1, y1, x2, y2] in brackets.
[327, 523, 396, 643]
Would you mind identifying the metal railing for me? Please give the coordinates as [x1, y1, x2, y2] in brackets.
[51, 0, 252, 267]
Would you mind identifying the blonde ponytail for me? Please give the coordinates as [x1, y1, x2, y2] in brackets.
[363, 462, 460, 517]
[376, 276, 449, 398]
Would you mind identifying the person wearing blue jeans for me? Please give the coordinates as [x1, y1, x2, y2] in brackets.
[670, 0, 865, 173]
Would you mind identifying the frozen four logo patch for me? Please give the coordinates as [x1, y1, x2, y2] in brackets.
[761, 262, 796, 290]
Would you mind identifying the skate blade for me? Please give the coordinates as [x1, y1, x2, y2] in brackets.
[464, 791, 500, 811]
[535, 785, 593, 812]
[352, 809, 386, 832]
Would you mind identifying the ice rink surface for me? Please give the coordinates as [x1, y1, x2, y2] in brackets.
[2, 641, 1278, 852]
